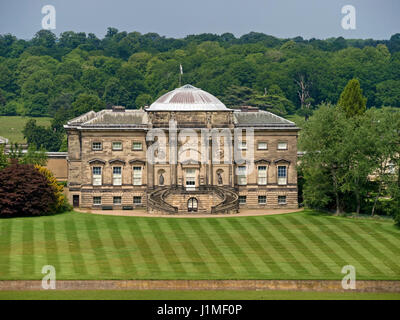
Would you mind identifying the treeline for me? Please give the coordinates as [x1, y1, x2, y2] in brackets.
[0, 28, 400, 151]
[299, 80, 400, 221]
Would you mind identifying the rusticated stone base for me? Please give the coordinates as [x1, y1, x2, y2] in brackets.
[1, 280, 399, 293]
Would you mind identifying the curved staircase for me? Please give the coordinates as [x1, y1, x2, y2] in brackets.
[147, 186, 238, 214]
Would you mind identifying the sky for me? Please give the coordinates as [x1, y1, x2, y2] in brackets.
[0, 0, 399, 40]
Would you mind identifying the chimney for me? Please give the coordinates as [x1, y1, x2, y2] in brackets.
[112, 106, 125, 112]
[240, 105, 259, 112]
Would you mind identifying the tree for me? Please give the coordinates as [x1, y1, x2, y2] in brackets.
[35, 165, 70, 213]
[300, 104, 352, 214]
[0, 145, 8, 169]
[72, 93, 105, 116]
[295, 75, 314, 120]
[338, 79, 367, 117]
[22, 119, 63, 152]
[0, 163, 56, 217]
[375, 80, 400, 107]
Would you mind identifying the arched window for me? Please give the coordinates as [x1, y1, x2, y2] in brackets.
[187, 197, 198, 212]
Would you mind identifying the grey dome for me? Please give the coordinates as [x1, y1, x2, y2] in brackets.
[147, 84, 230, 111]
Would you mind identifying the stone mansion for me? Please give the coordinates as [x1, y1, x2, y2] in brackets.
[65, 85, 300, 214]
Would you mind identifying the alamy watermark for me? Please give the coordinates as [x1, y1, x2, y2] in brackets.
[341, 5, 356, 30]
[41, 5, 56, 30]
[341, 265, 356, 290]
[41, 265, 56, 289]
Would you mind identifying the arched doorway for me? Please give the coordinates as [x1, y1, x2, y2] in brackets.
[187, 197, 198, 212]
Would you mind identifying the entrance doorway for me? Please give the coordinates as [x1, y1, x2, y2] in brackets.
[73, 195, 79, 207]
[187, 197, 198, 212]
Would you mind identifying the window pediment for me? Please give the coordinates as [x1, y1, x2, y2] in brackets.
[88, 158, 106, 165]
[254, 158, 271, 164]
[128, 159, 146, 165]
[109, 159, 126, 165]
[274, 158, 291, 164]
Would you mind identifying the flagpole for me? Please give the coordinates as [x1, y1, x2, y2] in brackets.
[179, 64, 183, 87]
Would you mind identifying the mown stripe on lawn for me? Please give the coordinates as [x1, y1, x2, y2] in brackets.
[287, 215, 348, 273]
[84, 218, 113, 276]
[356, 223, 400, 257]
[268, 216, 334, 275]
[64, 218, 88, 276]
[188, 219, 237, 276]
[43, 220, 61, 274]
[165, 219, 212, 275]
[22, 220, 34, 275]
[0, 221, 12, 276]
[102, 218, 137, 275]
[225, 218, 281, 275]
[126, 219, 162, 275]
[249, 217, 310, 275]
[206, 219, 262, 276]
[306, 216, 385, 277]
[334, 219, 400, 276]
[145, 219, 187, 275]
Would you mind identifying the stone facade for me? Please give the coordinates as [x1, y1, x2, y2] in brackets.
[65, 85, 300, 214]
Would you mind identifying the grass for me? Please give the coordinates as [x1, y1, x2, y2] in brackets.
[0, 210, 399, 281]
[0, 290, 399, 300]
[0, 116, 52, 143]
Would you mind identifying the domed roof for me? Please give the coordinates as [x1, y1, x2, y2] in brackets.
[147, 84, 230, 111]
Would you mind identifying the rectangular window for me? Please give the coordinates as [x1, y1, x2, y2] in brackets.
[92, 142, 102, 151]
[278, 142, 288, 150]
[93, 196, 101, 205]
[185, 168, 196, 190]
[92, 167, 102, 186]
[258, 142, 267, 150]
[132, 142, 143, 151]
[113, 196, 122, 205]
[278, 196, 287, 205]
[238, 141, 247, 150]
[277, 166, 287, 185]
[113, 167, 122, 186]
[258, 166, 267, 185]
[258, 195, 267, 205]
[133, 166, 142, 186]
[112, 142, 122, 151]
[238, 195, 246, 204]
[237, 166, 247, 185]
[133, 196, 142, 204]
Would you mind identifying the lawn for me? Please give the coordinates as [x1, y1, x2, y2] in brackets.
[0, 116, 52, 143]
[0, 210, 399, 281]
[1, 290, 399, 300]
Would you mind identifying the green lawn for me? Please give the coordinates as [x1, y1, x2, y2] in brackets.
[0, 116, 52, 143]
[0, 290, 399, 300]
[0, 210, 399, 281]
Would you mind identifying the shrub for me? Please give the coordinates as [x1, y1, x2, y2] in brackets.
[35, 165, 71, 213]
[0, 163, 56, 217]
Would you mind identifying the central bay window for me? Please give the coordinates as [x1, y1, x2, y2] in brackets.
[133, 166, 142, 185]
[113, 166, 122, 186]
[237, 166, 247, 185]
[277, 165, 287, 185]
[92, 167, 102, 186]
[185, 168, 196, 190]
[258, 166, 267, 185]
